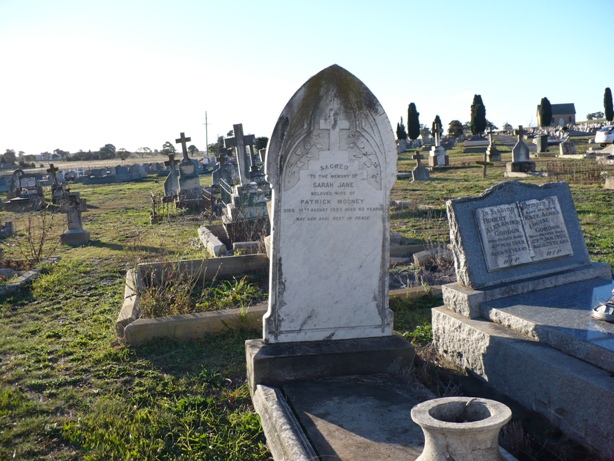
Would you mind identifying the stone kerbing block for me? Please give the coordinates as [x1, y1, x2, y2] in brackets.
[389, 285, 442, 300]
[0, 269, 40, 296]
[442, 262, 611, 318]
[412, 247, 453, 267]
[116, 254, 269, 343]
[390, 243, 426, 257]
[252, 385, 318, 461]
[432, 306, 614, 459]
[198, 224, 228, 257]
[124, 303, 267, 346]
[245, 333, 415, 392]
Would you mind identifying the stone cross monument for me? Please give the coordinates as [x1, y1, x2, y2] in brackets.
[175, 132, 201, 195]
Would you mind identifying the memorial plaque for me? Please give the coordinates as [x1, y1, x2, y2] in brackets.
[477, 196, 573, 271]
[447, 181, 591, 289]
[264, 65, 397, 343]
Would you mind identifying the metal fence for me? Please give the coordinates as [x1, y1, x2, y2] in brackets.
[544, 160, 614, 184]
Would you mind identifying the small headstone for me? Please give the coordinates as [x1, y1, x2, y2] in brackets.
[60, 192, 90, 246]
[411, 151, 430, 181]
[397, 138, 408, 153]
[559, 139, 577, 156]
[536, 134, 548, 153]
[175, 132, 202, 195]
[506, 125, 536, 174]
[486, 125, 501, 162]
[163, 153, 179, 197]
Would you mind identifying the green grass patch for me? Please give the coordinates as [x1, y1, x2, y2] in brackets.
[0, 152, 613, 459]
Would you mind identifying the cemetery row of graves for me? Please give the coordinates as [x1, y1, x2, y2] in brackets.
[2, 70, 614, 459]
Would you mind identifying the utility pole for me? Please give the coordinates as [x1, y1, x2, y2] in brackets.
[203, 112, 211, 157]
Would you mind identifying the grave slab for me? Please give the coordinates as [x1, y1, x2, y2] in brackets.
[433, 307, 614, 460]
[435, 179, 614, 459]
[481, 277, 614, 373]
[254, 377, 517, 461]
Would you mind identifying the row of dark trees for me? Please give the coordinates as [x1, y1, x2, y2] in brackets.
[398, 86, 614, 142]
[396, 94, 489, 142]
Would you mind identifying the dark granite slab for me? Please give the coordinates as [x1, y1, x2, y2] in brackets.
[481, 277, 614, 372]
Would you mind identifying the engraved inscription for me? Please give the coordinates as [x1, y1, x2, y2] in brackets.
[476, 196, 573, 271]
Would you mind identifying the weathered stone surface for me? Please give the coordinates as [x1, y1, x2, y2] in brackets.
[447, 181, 591, 289]
[246, 334, 415, 390]
[481, 276, 614, 372]
[198, 224, 228, 257]
[252, 385, 318, 461]
[442, 262, 612, 318]
[264, 64, 397, 342]
[432, 306, 614, 460]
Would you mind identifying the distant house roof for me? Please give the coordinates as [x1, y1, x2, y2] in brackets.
[537, 103, 576, 115]
[551, 103, 576, 114]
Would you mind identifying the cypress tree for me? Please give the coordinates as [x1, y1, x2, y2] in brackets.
[470, 95, 487, 135]
[431, 115, 442, 138]
[605, 88, 613, 122]
[539, 97, 552, 127]
[396, 118, 407, 140]
[407, 103, 420, 141]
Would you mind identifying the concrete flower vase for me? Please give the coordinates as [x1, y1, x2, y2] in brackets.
[411, 397, 512, 461]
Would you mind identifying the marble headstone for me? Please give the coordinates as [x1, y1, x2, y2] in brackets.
[447, 181, 591, 289]
[264, 64, 397, 342]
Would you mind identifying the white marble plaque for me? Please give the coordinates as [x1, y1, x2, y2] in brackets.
[476, 196, 573, 271]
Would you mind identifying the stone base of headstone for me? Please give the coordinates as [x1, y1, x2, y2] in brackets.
[245, 333, 415, 391]
[222, 215, 269, 246]
[536, 134, 548, 153]
[60, 229, 90, 246]
[486, 145, 501, 162]
[505, 161, 536, 174]
[604, 176, 614, 190]
[433, 302, 612, 460]
[428, 146, 448, 167]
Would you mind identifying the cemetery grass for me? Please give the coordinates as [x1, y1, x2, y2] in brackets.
[1, 146, 613, 459]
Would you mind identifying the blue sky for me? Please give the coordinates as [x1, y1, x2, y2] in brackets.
[0, 0, 611, 155]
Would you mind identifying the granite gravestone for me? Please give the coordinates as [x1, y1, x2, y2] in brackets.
[559, 139, 577, 156]
[263, 65, 397, 343]
[447, 181, 591, 290]
[434, 180, 614, 458]
[411, 151, 430, 181]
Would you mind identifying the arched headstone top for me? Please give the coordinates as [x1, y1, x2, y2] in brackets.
[266, 65, 396, 194]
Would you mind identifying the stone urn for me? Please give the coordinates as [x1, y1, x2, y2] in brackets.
[411, 397, 512, 461]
